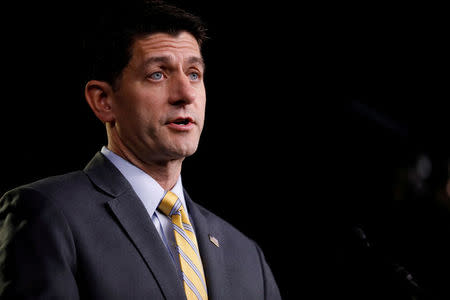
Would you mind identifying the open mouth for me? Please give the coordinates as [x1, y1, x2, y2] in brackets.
[172, 118, 191, 125]
[167, 117, 195, 131]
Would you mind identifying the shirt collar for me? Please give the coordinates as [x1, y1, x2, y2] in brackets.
[100, 146, 188, 216]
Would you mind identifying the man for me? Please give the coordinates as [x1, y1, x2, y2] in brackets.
[0, 1, 281, 299]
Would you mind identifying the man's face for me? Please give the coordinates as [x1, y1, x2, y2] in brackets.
[110, 31, 206, 164]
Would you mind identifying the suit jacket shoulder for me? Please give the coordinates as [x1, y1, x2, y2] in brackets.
[0, 154, 174, 299]
[0, 173, 83, 299]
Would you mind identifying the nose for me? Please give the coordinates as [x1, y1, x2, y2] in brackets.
[168, 72, 196, 106]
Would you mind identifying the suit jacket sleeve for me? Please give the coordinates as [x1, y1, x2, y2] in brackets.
[0, 187, 79, 299]
[254, 242, 282, 299]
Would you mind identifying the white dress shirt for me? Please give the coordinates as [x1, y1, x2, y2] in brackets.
[100, 146, 190, 274]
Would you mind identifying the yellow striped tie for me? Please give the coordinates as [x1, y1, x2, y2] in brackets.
[158, 191, 208, 300]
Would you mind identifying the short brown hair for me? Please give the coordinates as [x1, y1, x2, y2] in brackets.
[82, 0, 208, 87]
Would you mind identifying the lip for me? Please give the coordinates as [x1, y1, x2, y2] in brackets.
[166, 116, 195, 132]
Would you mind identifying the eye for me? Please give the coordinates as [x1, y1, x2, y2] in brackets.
[188, 72, 200, 81]
[148, 71, 164, 81]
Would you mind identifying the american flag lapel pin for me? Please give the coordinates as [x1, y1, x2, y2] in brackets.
[209, 234, 220, 248]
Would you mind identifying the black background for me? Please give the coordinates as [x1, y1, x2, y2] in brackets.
[1, 1, 449, 299]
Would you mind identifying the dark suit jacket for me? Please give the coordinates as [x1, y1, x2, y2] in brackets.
[0, 152, 281, 299]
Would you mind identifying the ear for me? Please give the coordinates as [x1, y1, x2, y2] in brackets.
[84, 80, 115, 123]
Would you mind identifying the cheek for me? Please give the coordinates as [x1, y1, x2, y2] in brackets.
[195, 85, 206, 112]
[115, 87, 160, 122]
[198, 96, 206, 124]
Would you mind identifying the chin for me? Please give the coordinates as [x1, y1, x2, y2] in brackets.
[169, 142, 199, 159]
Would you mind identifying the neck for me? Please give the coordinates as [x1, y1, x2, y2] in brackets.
[107, 141, 183, 191]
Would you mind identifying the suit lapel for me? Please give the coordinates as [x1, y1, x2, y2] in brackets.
[84, 152, 185, 300]
[185, 191, 227, 300]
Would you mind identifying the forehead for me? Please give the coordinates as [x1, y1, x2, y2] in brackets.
[130, 31, 201, 63]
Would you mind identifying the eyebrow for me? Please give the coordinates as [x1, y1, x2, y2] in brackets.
[186, 56, 205, 70]
[143, 55, 205, 70]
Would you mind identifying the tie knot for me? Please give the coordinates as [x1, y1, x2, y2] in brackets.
[158, 191, 182, 217]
